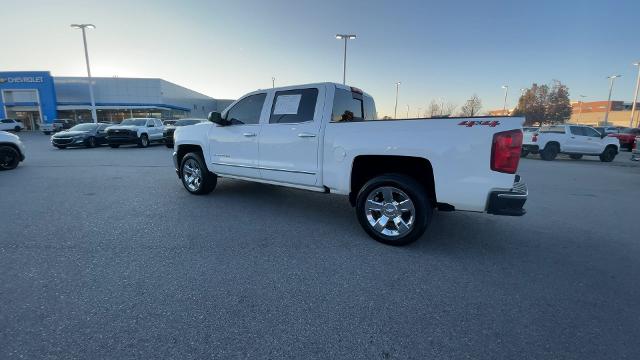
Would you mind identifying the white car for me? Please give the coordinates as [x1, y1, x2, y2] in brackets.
[0, 119, 25, 132]
[0, 131, 26, 170]
[172, 82, 527, 246]
[522, 124, 619, 162]
[105, 118, 164, 148]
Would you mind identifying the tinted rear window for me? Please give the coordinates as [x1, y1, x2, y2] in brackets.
[269, 88, 318, 124]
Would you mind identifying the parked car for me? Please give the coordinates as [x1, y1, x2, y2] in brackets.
[51, 123, 111, 149]
[41, 119, 76, 135]
[163, 120, 178, 126]
[173, 82, 527, 246]
[163, 118, 207, 147]
[608, 127, 640, 151]
[522, 124, 619, 162]
[0, 119, 25, 132]
[0, 131, 26, 170]
[105, 118, 164, 148]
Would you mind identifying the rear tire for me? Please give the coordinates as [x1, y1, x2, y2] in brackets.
[599, 146, 617, 162]
[109, 144, 120, 148]
[0, 145, 20, 170]
[569, 154, 583, 160]
[356, 174, 432, 246]
[180, 152, 217, 195]
[138, 134, 149, 148]
[540, 143, 559, 161]
[520, 149, 530, 158]
[14, 126, 21, 132]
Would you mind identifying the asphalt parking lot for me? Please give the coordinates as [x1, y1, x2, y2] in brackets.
[1, 133, 639, 359]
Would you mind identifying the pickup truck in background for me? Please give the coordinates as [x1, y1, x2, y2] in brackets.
[522, 124, 619, 162]
[105, 118, 164, 148]
[608, 127, 640, 151]
[172, 83, 527, 245]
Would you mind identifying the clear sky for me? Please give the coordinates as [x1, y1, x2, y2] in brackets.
[3, 0, 640, 117]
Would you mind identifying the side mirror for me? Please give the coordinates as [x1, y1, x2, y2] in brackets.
[208, 111, 229, 126]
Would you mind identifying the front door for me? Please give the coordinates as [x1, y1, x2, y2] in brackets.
[208, 93, 267, 179]
[582, 126, 605, 154]
[258, 87, 323, 186]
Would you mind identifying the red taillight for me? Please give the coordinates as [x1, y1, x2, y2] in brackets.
[532, 133, 538, 142]
[491, 129, 523, 174]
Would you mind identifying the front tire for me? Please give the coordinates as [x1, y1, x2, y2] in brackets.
[180, 152, 217, 194]
[138, 134, 149, 148]
[599, 146, 617, 162]
[356, 174, 432, 246]
[540, 143, 559, 161]
[86, 136, 96, 148]
[0, 146, 20, 170]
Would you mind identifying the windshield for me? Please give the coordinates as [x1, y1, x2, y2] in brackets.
[68, 123, 97, 132]
[120, 119, 147, 126]
[175, 120, 202, 126]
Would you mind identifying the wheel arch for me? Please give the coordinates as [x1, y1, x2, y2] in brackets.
[349, 155, 436, 208]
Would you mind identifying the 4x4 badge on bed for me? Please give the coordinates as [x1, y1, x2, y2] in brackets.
[458, 120, 500, 127]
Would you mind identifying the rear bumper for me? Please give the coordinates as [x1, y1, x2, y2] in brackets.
[487, 175, 527, 216]
[522, 144, 539, 153]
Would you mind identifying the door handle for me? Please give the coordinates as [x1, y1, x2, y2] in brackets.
[242, 132, 257, 137]
[298, 132, 317, 138]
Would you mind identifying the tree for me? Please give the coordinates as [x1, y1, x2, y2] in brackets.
[442, 102, 457, 117]
[512, 83, 549, 126]
[427, 100, 441, 117]
[546, 80, 572, 124]
[512, 80, 572, 126]
[459, 94, 482, 117]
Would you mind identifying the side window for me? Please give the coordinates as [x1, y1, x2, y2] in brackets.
[147, 120, 155, 127]
[155, 119, 163, 127]
[269, 88, 318, 124]
[570, 126, 585, 136]
[584, 127, 601, 137]
[332, 89, 364, 122]
[226, 93, 266, 125]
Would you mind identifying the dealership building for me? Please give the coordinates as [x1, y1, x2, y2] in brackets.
[0, 71, 233, 130]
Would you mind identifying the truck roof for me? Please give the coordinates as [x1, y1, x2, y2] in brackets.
[252, 82, 373, 98]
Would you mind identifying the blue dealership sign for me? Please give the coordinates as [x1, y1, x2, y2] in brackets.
[0, 71, 57, 123]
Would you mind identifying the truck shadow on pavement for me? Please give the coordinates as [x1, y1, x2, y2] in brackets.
[194, 179, 511, 256]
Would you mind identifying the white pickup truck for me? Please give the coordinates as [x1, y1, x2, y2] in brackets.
[172, 83, 527, 245]
[521, 124, 619, 162]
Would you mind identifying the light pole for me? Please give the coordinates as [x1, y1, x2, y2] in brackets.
[577, 94, 587, 124]
[71, 24, 97, 123]
[335, 34, 356, 85]
[272, 77, 275, 88]
[394, 81, 401, 119]
[501, 85, 509, 114]
[630, 63, 640, 128]
[604, 75, 622, 126]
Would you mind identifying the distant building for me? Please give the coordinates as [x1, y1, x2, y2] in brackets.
[571, 100, 640, 127]
[0, 71, 234, 130]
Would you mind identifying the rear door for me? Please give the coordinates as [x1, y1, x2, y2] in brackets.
[567, 126, 589, 152]
[258, 86, 325, 186]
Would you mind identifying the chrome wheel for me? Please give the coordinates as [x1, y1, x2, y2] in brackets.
[182, 159, 202, 191]
[365, 186, 415, 238]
